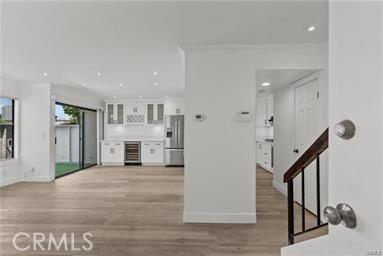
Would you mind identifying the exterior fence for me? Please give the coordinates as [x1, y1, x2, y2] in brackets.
[55, 125, 80, 163]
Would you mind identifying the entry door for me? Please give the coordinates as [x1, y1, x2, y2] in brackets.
[283, 2, 383, 255]
[293, 75, 320, 214]
[324, 1, 383, 255]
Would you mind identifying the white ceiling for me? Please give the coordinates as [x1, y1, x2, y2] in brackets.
[1, 1, 328, 100]
[255, 69, 317, 95]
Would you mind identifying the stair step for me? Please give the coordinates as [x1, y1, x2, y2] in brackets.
[294, 225, 328, 244]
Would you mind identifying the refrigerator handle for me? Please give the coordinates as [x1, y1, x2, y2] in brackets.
[177, 120, 181, 148]
[175, 120, 178, 148]
[176, 121, 179, 148]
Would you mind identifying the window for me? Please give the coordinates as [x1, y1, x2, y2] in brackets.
[0, 97, 15, 160]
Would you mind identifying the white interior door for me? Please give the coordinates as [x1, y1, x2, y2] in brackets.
[282, 2, 383, 255]
[325, 1, 383, 255]
[293, 75, 321, 215]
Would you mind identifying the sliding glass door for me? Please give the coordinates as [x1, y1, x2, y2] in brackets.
[55, 104, 81, 176]
[82, 110, 97, 168]
[55, 103, 97, 178]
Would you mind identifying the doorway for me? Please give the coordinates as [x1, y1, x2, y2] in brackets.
[255, 69, 328, 221]
[292, 73, 322, 214]
[55, 102, 97, 178]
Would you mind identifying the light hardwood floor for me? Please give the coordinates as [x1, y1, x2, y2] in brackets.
[0, 166, 326, 255]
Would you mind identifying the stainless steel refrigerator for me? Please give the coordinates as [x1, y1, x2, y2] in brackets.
[164, 115, 184, 166]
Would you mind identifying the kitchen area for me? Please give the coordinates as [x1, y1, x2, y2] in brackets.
[100, 99, 184, 167]
[256, 94, 274, 173]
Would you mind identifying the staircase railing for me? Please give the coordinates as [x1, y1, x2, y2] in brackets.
[283, 128, 329, 244]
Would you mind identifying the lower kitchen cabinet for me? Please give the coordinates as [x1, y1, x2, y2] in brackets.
[257, 142, 273, 172]
[101, 141, 124, 165]
[141, 141, 164, 164]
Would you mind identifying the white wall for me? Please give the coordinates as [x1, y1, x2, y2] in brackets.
[183, 45, 327, 223]
[19, 82, 54, 182]
[1, 78, 54, 186]
[273, 84, 294, 193]
[51, 84, 104, 110]
[105, 125, 164, 141]
[256, 126, 273, 139]
[1, 79, 105, 187]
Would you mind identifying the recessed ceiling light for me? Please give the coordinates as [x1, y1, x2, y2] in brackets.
[113, 96, 117, 98]
[153, 71, 158, 76]
[82, 83, 86, 87]
[261, 82, 271, 87]
[165, 96, 169, 98]
[97, 72, 102, 76]
[154, 82, 159, 86]
[308, 26, 316, 32]
[43, 73, 48, 76]
[119, 83, 123, 87]
[139, 96, 143, 99]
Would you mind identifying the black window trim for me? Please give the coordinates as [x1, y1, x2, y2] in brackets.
[0, 96, 15, 160]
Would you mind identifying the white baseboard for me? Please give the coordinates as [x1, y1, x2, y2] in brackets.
[0, 177, 20, 187]
[101, 163, 124, 166]
[183, 211, 256, 223]
[21, 176, 53, 182]
[272, 180, 287, 196]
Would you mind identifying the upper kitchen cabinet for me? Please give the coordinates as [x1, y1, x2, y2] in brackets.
[147, 103, 164, 125]
[164, 100, 184, 115]
[125, 102, 146, 125]
[256, 95, 273, 127]
[106, 103, 124, 125]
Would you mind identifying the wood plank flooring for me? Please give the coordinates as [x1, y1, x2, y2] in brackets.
[0, 166, 326, 255]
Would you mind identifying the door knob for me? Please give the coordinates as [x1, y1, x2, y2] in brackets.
[334, 120, 355, 139]
[293, 149, 299, 154]
[324, 203, 357, 229]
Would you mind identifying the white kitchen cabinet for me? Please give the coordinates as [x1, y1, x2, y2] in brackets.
[106, 103, 124, 125]
[141, 141, 164, 164]
[125, 102, 146, 125]
[147, 103, 164, 125]
[164, 100, 184, 115]
[256, 96, 273, 127]
[257, 142, 273, 172]
[256, 142, 262, 164]
[101, 141, 124, 165]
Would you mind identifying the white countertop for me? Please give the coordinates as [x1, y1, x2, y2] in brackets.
[101, 137, 165, 142]
[256, 138, 274, 145]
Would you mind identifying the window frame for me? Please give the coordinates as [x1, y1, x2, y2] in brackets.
[0, 96, 15, 160]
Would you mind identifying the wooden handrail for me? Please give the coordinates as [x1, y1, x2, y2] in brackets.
[284, 128, 329, 183]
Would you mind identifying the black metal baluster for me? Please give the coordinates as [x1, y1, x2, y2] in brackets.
[316, 155, 321, 226]
[301, 168, 305, 231]
[287, 180, 294, 245]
